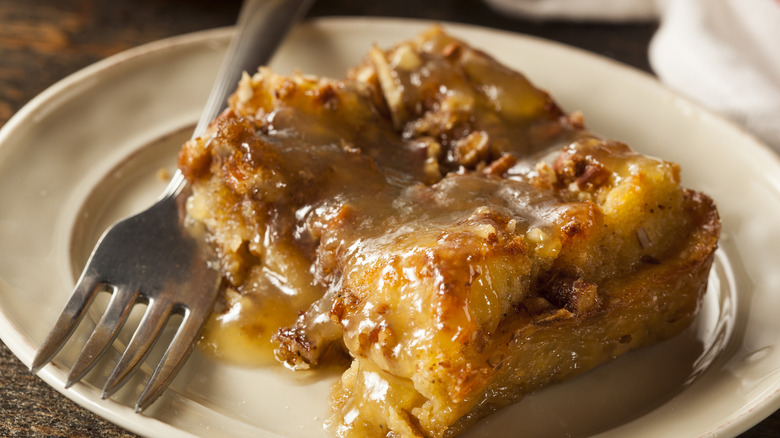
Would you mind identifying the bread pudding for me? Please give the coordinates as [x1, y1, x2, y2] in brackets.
[177, 27, 720, 437]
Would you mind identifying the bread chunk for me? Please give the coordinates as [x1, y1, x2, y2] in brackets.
[178, 27, 720, 438]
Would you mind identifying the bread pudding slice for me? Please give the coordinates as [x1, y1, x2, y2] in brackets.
[178, 27, 720, 438]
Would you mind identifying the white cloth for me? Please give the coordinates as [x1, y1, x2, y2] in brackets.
[651, 0, 780, 151]
[483, 0, 659, 22]
[484, 0, 780, 151]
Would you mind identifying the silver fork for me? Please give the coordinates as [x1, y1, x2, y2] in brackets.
[30, 0, 314, 413]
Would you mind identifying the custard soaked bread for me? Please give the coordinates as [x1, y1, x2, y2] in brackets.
[178, 27, 720, 438]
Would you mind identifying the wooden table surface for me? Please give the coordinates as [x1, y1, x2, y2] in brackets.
[1, 0, 777, 436]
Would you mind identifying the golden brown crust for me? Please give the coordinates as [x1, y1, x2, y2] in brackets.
[177, 26, 720, 438]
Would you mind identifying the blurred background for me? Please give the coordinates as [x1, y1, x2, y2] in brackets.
[0, 0, 657, 127]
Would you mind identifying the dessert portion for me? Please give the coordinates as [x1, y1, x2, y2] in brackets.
[178, 27, 720, 438]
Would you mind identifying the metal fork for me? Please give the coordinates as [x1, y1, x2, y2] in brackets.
[30, 0, 314, 412]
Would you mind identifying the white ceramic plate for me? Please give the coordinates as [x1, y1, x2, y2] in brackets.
[1, 17, 779, 438]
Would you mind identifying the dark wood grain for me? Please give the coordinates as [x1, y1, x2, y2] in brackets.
[0, 0, 777, 437]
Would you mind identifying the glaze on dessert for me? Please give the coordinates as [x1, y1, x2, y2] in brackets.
[178, 27, 720, 437]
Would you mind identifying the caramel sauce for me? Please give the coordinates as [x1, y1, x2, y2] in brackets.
[198, 282, 300, 366]
[181, 27, 584, 371]
[178, 26, 720, 438]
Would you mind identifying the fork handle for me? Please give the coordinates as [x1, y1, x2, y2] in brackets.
[193, 0, 315, 138]
[165, 0, 314, 198]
